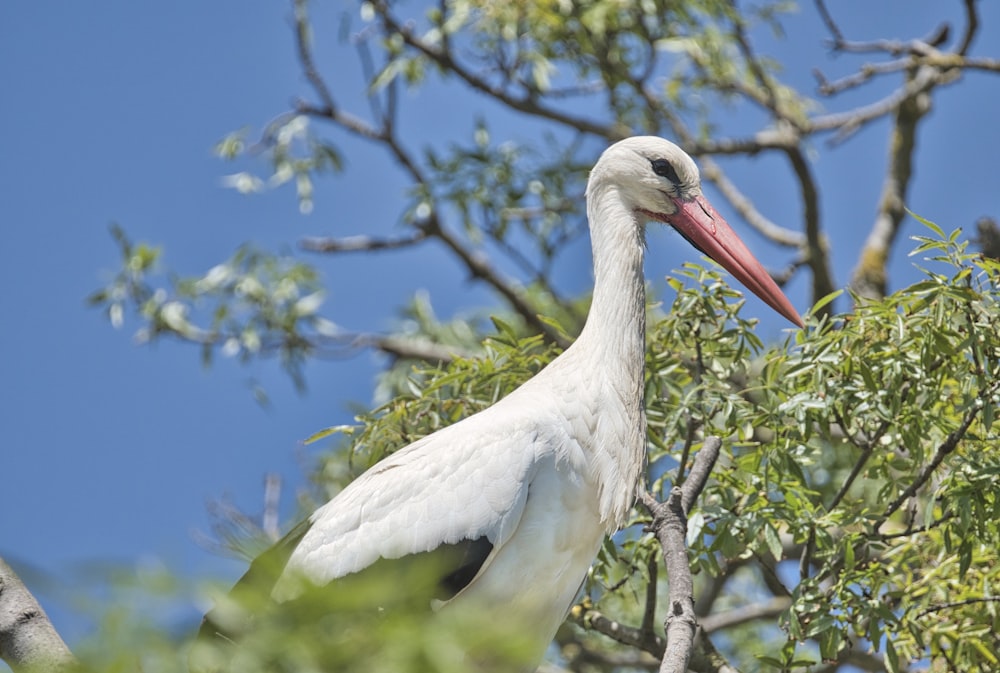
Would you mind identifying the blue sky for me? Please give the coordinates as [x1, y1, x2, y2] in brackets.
[2, 0, 998, 662]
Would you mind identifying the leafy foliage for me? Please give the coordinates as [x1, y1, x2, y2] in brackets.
[89, 226, 330, 391]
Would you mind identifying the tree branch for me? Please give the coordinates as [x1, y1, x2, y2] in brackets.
[698, 596, 791, 634]
[0, 558, 75, 673]
[784, 147, 836, 312]
[569, 601, 663, 655]
[641, 437, 722, 673]
[419, 217, 572, 348]
[291, 0, 335, 114]
[958, 0, 980, 56]
[300, 230, 429, 254]
[810, 65, 953, 142]
[849, 67, 933, 300]
[726, 5, 783, 120]
[370, 0, 616, 140]
[360, 334, 478, 363]
[698, 157, 806, 249]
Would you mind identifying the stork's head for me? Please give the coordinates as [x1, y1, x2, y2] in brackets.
[589, 136, 803, 328]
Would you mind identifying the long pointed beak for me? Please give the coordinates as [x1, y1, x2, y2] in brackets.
[662, 195, 803, 328]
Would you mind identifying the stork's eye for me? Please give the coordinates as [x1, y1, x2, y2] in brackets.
[650, 158, 680, 185]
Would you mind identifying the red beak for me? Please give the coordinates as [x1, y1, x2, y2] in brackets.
[660, 195, 803, 328]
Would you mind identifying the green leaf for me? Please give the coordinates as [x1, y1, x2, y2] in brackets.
[885, 637, 900, 673]
[763, 523, 783, 561]
[302, 425, 357, 445]
[808, 289, 844, 317]
[907, 209, 944, 238]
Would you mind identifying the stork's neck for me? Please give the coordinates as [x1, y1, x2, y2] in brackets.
[561, 183, 648, 528]
[575, 183, 647, 372]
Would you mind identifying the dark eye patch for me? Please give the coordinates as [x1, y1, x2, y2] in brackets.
[650, 158, 680, 185]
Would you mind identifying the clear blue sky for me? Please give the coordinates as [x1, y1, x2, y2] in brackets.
[2, 0, 998, 660]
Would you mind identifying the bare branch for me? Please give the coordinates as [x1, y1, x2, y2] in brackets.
[813, 0, 845, 47]
[820, 17, 949, 59]
[689, 633, 744, 673]
[727, 6, 782, 118]
[641, 437, 723, 673]
[300, 230, 429, 254]
[784, 147, 836, 311]
[569, 601, 664, 656]
[698, 157, 805, 249]
[698, 596, 791, 634]
[817, 52, 1000, 98]
[0, 558, 75, 673]
[810, 65, 951, 141]
[641, 555, 658, 636]
[360, 334, 478, 363]
[287, 2, 570, 346]
[420, 217, 572, 348]
[691, 127, 800, 155]
[291, 0, 336, 114]
[958, 0, 980, 56]
[815, 58, 913, 96]
[849, 67, 933, 300]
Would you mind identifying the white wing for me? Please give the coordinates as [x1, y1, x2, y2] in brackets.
[276, 402, 554, 599]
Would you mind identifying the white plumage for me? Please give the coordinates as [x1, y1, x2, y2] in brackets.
[199, 136, 802, 670]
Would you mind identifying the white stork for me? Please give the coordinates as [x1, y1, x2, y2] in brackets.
[195, 136, 802, 671]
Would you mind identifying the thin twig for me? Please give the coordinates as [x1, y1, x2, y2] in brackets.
[353, 333, 478, 363]
[300, 231, 429, 253]
[641, 555, 659, 635]
[877, 512, 954, 541]
[698, 596, 791, 634]
[728, 5, 781, 117]
[916, 596, 1000, 618]
[291, 0, 336, 113]
[813, 0, 844, 47]
[810, 66, 951, 139]
[957, 0, 980, 56]
[875, 384, 995, 529]
[291, 1, 570, 346]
